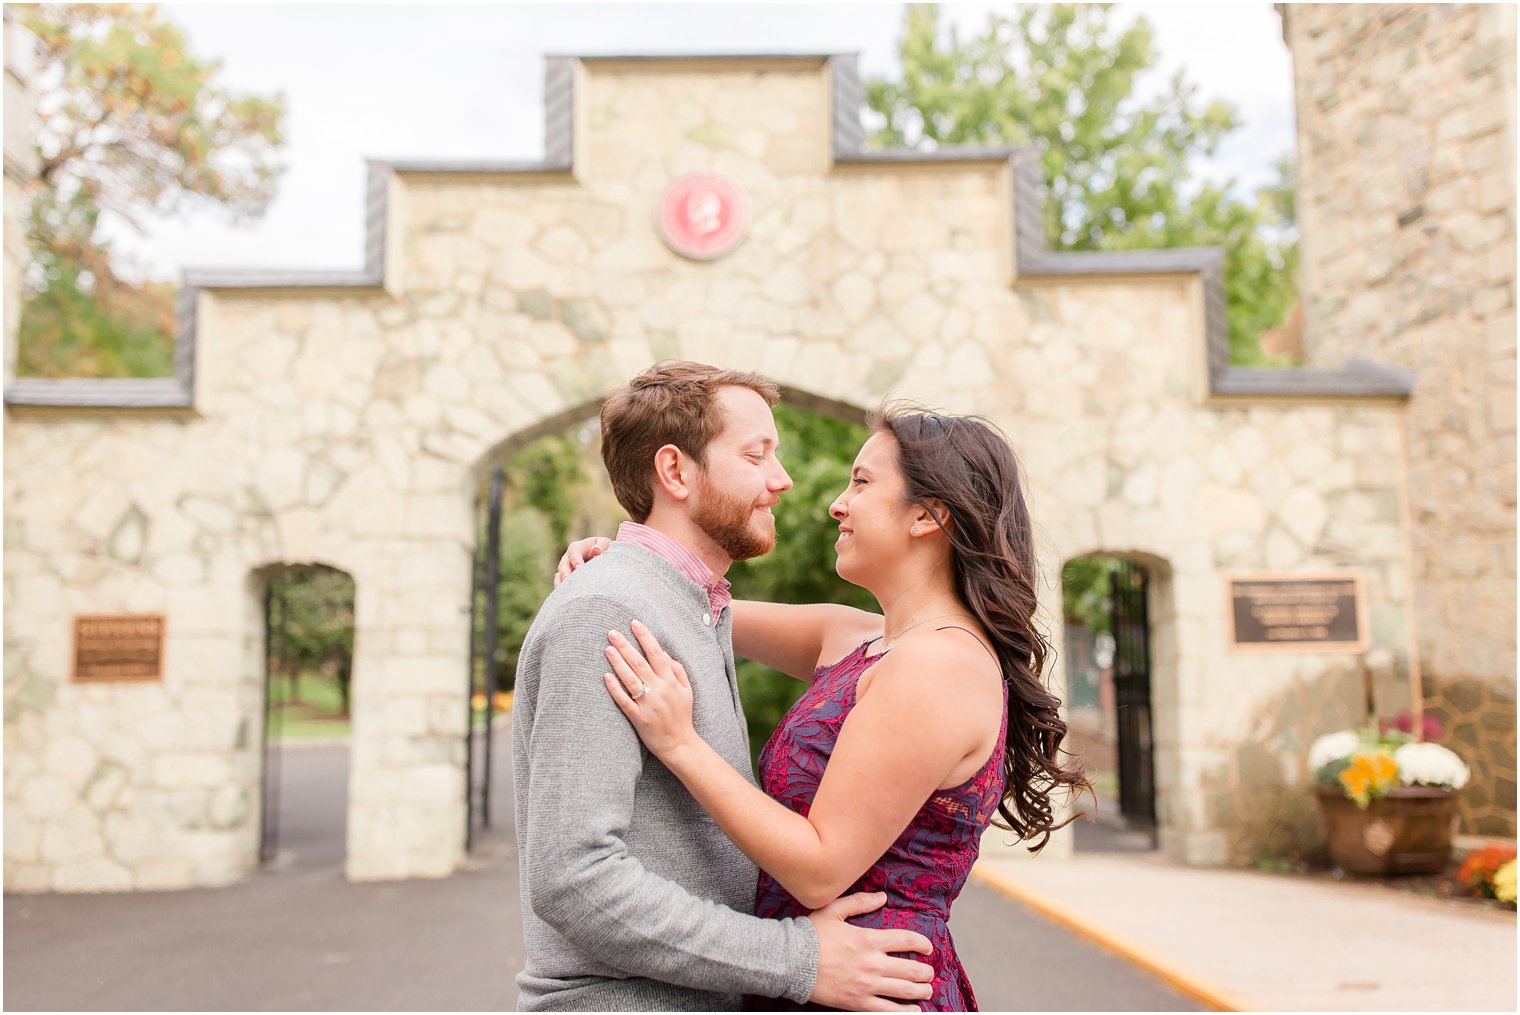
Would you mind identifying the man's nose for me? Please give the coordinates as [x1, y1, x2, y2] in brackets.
[770, 461, 793, 493]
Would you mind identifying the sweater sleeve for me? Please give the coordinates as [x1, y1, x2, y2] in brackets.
[518, 594, 819, 1003]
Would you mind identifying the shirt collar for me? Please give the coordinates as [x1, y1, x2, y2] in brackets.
[616, 521, 732, 617]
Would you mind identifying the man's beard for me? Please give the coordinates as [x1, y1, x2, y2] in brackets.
[691, 469, 774, 562]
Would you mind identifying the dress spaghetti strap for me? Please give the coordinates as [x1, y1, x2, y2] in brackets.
[936, 624, 999, 665]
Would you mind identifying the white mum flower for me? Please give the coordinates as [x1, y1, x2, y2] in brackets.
[1308, 730, 1361, 773]
[1393, 742, 1470, 790]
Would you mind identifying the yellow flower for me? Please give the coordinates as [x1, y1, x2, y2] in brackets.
[1494, 860, 1517, 904]
[1339, 751, 1400, 808]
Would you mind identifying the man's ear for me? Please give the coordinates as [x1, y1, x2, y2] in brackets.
[652, 444, 692, 502]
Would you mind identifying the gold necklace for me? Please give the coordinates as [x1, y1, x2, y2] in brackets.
[880, 611, 976, 650]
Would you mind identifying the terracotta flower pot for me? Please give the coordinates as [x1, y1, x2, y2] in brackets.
[1316, 785, 1458, 875]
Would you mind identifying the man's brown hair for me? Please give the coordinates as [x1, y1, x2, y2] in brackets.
[599, 361, 780, 522]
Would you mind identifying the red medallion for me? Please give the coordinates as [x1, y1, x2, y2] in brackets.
[656, 171, 748, 261]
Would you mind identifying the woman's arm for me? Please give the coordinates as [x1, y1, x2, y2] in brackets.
[604, 622, 995, 909]
[731, 601, 883, 681]
[556, 537, 881, 680]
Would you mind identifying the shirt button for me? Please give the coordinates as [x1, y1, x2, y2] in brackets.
[702, 613, 713, 626]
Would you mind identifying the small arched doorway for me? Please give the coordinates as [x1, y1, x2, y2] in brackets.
[1063, 554, 1159, 851]
[255, 563, 357, 869]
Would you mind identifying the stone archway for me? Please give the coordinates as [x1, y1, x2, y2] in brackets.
[458, 387, 882, 849]
[5, 52, 1418, 891]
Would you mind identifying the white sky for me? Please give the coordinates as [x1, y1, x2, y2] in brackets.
[107, 2, 1295, 281]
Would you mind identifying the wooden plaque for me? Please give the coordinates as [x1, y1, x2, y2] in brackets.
[1226, 573, 1368, 652]
[73, 614, 165, 682]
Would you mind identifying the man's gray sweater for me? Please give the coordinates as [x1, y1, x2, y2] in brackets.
[511, 541, 820, 1011]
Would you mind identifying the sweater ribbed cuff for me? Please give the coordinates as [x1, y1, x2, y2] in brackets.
[781, 915, 821, 1004]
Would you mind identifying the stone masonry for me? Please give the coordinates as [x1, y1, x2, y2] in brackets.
[6, 53, 1421, 889]
[1284, 3, 1518, 834]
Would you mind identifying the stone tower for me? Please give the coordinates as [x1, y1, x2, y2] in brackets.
[1282, 3, 1517, 834]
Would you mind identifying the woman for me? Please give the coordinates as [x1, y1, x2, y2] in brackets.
[562, 408, 1086, 1011]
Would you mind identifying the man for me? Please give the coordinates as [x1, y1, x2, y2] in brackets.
[512, 361, 935, 1011]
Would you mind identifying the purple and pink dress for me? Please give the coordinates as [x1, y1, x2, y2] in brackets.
[751, 636, 1008, 1012]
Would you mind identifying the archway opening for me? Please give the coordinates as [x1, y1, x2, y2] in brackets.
[1062, 554, 1159, 852]
[254, 563, 356, 870]
[462, 392, 876, 848]
[465, 414, 626, 848]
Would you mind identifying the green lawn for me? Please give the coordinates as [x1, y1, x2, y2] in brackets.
[1090, 771, 1121, 798]
[263, 673, 508, 742]
[266, 672, 351, 742]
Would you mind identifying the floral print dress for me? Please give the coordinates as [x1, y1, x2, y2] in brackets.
[752, 638, 1008, 1012]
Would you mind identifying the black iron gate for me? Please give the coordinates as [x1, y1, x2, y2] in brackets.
[465, 468, 506, 851]
[1110, 560, 1156, 826]
[260, 581, 283, 863]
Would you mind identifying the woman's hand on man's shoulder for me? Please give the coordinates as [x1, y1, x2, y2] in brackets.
[555, 536, 612, 586]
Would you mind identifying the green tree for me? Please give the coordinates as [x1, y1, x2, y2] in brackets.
[269, 567, 355, 716]
[17, 192, 177, 376]
[16, 3, 285, 377]
[729, 406, 874, 607]
[490, 507, 557, 696]
[866, 3, 1298, 365]
[1061, 555, 1118, 634]
[506, 433, 590, 546]
[490, 429, 605, 693]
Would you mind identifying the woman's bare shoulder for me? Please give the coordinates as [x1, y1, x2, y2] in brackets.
[859, 627, 1001, 706]
[814, 606, 886, 669]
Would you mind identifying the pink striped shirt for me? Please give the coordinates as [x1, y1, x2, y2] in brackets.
[616, 521, 732, 619]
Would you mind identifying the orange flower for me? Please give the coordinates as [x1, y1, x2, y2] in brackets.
[1459, 845, 1518, 898]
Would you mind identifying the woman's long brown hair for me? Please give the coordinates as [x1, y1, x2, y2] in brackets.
[873, 405, 1089, 851]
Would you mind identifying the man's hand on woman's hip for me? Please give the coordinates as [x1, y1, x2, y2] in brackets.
[808, 892, 935, 1012]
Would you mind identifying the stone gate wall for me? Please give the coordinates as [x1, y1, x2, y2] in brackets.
[5, 53, 1423, 890]
[1284, 3, 1518, 833]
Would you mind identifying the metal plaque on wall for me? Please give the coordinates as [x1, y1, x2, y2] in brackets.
[72, 614, 165, 682]
[1226, 573, 1368, 652]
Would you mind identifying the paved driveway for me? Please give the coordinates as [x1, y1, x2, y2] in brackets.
[5, 730, 1196, 1011]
